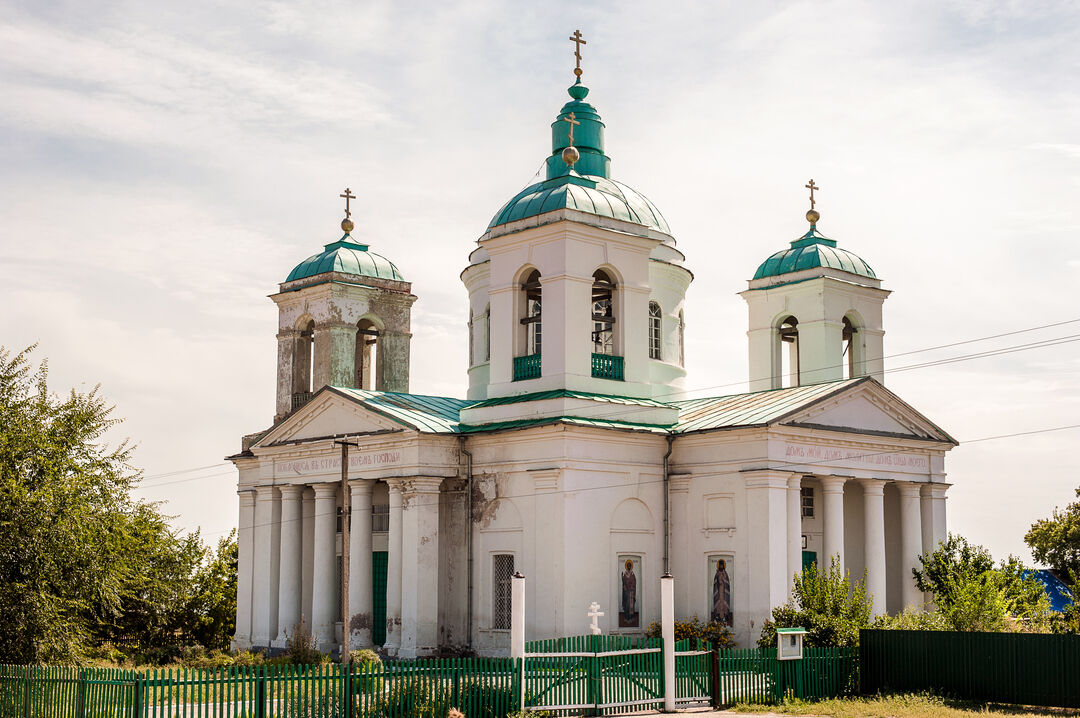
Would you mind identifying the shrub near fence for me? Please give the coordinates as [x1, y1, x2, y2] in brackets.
[861, 629, 1080, 709]
[0, 659, 518, 718]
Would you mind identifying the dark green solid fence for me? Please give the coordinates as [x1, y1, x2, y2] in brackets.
[861, 629, 1080, 709]
[713, 646, 858, 707]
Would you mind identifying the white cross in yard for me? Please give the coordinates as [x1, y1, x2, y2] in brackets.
[588, 602, 604, 635]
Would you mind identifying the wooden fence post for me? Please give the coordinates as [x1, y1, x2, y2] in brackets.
[22, 665, 31, 718]
[130, 676, 142, 718]
[711, 645, 721, 708]
[255, 666, 267, 718]
[75, 668, 86, 718]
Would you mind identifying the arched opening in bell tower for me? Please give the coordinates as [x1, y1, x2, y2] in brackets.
[842, 316, 856, 380]
[778, 316, 800, 388]
[521, 270, 542, 357]
[292, 318, 315, 407]
[591, 269, 616, 355]
[355, 318, 382, 391]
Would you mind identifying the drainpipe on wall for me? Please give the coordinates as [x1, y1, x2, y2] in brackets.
[459, 435, 474, 650]
[663, 434, 674, 575]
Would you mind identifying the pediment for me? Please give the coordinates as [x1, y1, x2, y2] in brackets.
[254, 389, 409, 448]
[777, 379, 956, 444]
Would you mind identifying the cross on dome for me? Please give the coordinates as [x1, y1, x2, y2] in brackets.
[569, 30, 587, 79]
[805, 179, 819, 210]
[339, 187, 357, 234]
[804, 179, 821, 226]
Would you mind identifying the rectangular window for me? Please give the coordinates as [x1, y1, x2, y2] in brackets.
[492, 554, 515, 630]
[801, 486, 814, 518]
[371, 504, 389, 532]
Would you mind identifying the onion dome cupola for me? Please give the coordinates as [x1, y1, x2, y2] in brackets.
[752, 181, 875, 283]
[487, 80, 670, 236]
[286, 206, 404, 285]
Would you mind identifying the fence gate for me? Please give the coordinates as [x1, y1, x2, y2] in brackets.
[523, 636, 664, 715]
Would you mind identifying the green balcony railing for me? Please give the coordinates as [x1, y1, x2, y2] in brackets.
[591, 353, 624, 381]
[513, 353, 541, 381]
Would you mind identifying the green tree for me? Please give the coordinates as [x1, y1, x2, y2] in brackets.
[1025, 486, 1080, 584]
[914, 534, 1051, 632]
[758, 557, 873, 649]
[184, 531, 238, 650]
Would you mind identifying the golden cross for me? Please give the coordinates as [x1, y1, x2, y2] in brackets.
[339, 187, 356, 218]
[569, 29, 587, 78]
[562, 112, 581, 146]
[805, 179, 819, 210]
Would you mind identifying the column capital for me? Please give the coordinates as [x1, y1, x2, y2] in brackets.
[311, 482, 337, 499]
[921, 483, 949, 499]
[348, 478, 375, 496]
[787, 475, 803, 490]
[859, 478, 887, 496]
[896, 481, 922, 499]
[402, 476, 444, 496]
[819, 475, 848, 493]
[669, 473, 692, 493]
[276, 327, 301, 340]
[277, 484, 304, 499]
[238, 488, 257, 505]
[742, 469, 794, 490]
[255, 484, 276, 498]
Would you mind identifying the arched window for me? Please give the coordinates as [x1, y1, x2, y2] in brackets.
[292, 318, 315, 408]
[842, 316, 857, 379]
[355, 318, 380, 390]
[678, 310, 685, 367]
[521, 270, 542, 356]
[779, 316, 799, 387]
[648, 302, 663, 360]
[483, 305, 491, 363]
[592, 270, 615, 355]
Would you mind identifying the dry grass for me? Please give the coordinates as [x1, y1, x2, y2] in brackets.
[732, 693, 1080, 718]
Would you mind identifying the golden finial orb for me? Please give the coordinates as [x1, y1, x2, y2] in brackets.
[806, 209, 820, 225]
[341, 217, 355, 234]
[562, 145, 580, 166]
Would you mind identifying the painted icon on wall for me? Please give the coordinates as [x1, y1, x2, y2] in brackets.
[618, 556, 641, 628]
[709, 556, 733, 627]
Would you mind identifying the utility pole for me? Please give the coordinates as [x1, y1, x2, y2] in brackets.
[335, 438, 360, 665]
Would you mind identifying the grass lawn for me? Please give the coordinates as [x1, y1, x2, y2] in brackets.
[732, 693, 1080, 717]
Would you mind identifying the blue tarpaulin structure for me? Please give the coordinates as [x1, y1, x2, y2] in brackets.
[1024, 570, 1075, 612]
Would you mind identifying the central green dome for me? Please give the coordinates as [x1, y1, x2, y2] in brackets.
[286, 236, 404, 283]
[488, 82, 671, 235]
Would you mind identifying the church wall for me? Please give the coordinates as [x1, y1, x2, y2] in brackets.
[843, 480, 866, 585]
[646, 259, 691, 394]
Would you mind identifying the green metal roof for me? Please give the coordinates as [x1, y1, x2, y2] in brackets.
[286, 236, 405, 283]
[671, 379, 867, 433]
[488, 82, 670, 235]
[469, 389, 669, 409]
[333, 388, 471, 433]
[753, 226, 875, 281]
[460, 415, 672, 434]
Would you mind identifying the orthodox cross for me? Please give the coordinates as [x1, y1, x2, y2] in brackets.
[569, 30, 587, 78]
[563, 112, 580, 146]
[339, 187, 356, 219]
[588, 601, 604, 635]
[805, 179, 819, 210]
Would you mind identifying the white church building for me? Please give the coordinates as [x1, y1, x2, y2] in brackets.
[230, 56, 956, 658]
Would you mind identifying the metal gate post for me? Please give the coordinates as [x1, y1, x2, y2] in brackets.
[711, 645, 721, 708]
[130, 677, 143, 718]
[75, 668, 86, 718]
[255, 666, 267, 718]
[22, 666, 30, 718]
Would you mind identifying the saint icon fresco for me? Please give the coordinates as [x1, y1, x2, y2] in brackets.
[618, 557, 639, 627]
[711, 557, 732, 627]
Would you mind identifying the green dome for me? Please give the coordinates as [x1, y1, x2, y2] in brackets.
[753, 227, 876, 280]
[489, 173, 670, 234]
[286, 236, 404, 283]
[488, 82, 670, 235]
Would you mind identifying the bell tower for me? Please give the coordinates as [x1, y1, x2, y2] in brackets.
[740, 181, 889, 392]
[271, 190, 417, 422]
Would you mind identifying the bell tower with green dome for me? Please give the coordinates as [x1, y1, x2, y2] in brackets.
[270, 190, 416, 422]
[460, 35, 693, 411]
[740, 181, 889, 391]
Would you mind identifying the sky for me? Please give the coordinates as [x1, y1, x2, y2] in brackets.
[1, 0, 1078, 564]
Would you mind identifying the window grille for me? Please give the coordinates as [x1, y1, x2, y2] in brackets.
[371, 504, 389, 532]
[483, 307, 491, 362]
[649, 302, 663, 360]
[801, 486, 814, 518]
[492, 554, 515, 630]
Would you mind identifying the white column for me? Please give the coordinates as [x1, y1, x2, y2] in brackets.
[275, 485, 304, 645]
[928, 483, 948, 548]
[861, 479, 887, 617]
[301, 488, 315, 629]
[786, 474, 802, 595]
[745, 472, 790, 628]
[661, 574, 676, 712]
[511, 572, 526, 711]
[898, 482, 923, 610]
[349, 480, 374, 647]
[399, 477, 443, 658]
[384, 479, 404, 654]
[820, 476, 847, 571]
[311, 482, 339, 651]
[251, 485, 275, 647]
[233, 489, 256, 650]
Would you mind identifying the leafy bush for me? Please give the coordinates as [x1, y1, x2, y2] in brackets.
[873, 607, 951, 631]
[459, 679, 517, 718]
[375, 678, 434, 718]
[645, 616, 735, 647]
[283, 619, 328, 665]
[758, 557, 873, 649]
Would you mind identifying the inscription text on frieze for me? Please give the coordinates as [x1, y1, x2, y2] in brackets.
[279, 450, 402, 475]
[784, 444, 927, 471]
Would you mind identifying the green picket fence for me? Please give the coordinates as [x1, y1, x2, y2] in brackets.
[714, 646, 858, 707]
[0, 659, 518, 718]
[861, 629, 1080, 708]
[673, 640, 711, 707]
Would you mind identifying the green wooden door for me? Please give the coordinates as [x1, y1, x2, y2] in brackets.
[372, 551, 388, 645]
[802, 551, 818, 572]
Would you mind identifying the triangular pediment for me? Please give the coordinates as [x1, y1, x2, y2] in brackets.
[776, 378, 956, 444]
[254, 389, 411, 448]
